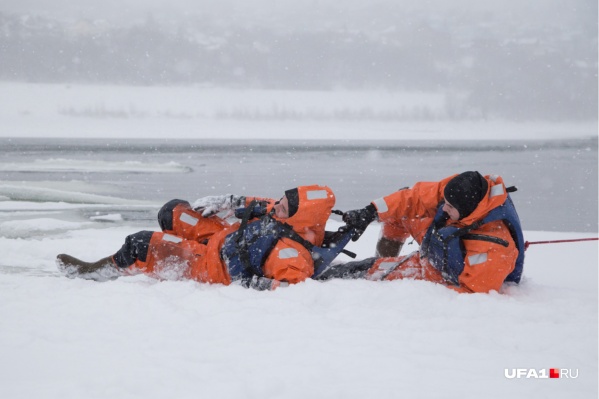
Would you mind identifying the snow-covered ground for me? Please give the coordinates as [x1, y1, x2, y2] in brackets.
[0, 212, 597, 399]
[0, 83, 597, 398]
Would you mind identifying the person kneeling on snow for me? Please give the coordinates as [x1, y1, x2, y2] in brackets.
[57, 185, 336, 290]
[318, 172, 525, 294]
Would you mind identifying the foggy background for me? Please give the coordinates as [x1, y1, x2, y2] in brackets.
[1, 0, 597, 121]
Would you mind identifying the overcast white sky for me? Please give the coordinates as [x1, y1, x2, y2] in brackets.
[1, 0, 593, 31]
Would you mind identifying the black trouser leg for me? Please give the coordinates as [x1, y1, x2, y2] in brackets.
[112, 230, 155, 268]
[313, 257, 377, 280]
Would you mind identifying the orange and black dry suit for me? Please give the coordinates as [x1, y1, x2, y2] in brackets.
[337, 175, 525, 293]
[111, 185, 336, 289]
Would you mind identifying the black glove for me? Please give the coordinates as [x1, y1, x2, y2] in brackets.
[343, 204, 377, 241]
[242, 275, 289, 290]
[234, 203, 267, 219]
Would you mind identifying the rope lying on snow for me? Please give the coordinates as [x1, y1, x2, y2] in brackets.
[524, 237, 598, 250]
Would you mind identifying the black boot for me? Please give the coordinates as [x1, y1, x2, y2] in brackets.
[56, 254, 120, 281]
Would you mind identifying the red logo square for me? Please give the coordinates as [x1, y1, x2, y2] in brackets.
[550, 368, 560, 378]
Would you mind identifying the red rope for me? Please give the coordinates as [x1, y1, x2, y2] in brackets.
[524, 237, 598, 250]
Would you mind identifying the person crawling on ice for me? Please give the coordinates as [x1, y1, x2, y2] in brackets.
[57, 185, 336, 290]
[318, 172, 525, 294]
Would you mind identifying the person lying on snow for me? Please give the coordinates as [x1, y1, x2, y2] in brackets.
[57, 185, 336, 290]
[318, 172, 525, 294]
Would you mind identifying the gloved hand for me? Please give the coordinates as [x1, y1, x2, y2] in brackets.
[192, 194, 245, 217]
[234, 203, 267, 219]
[343, 203, 377, 241]
[242, 275, 289, 291]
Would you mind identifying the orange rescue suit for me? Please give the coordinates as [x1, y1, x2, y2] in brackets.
[123, 185, 335, 287]
[369, 175, 519, 293]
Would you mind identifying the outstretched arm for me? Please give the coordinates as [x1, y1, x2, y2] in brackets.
[192, 194, 246, 217]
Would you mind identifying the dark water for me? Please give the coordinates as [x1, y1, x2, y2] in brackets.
[1, 137, 597, 232]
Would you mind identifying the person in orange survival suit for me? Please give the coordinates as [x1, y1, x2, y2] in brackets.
[316, 172, 525, 293]
[56, 185, 336, 290]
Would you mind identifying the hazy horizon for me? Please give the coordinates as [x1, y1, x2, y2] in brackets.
[1, 0, 596, 121]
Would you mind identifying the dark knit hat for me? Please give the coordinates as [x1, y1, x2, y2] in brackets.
[443, 171, 488, 219]
[284, 188, 299, 217]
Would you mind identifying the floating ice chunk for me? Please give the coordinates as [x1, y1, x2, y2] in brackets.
[0, 184, 147, 205]
[0, 218, 92, 238]
[0, 158, 191, 173]
[90, 213, 123, 222]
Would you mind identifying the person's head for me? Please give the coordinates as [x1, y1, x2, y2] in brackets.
[273, 184, 335, 245]
[273, 188, 300, 219]
[442, 171, 488, 220]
